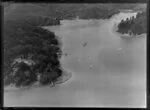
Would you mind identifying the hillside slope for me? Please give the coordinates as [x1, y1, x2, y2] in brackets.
[4, 3, 146, 20]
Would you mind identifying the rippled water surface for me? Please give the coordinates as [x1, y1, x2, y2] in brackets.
[4, 12, 146, 107]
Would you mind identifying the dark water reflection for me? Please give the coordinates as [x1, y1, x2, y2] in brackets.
[4, 12, 146, 107]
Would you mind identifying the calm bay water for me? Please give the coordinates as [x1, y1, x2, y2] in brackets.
[4, 12, 146, 107]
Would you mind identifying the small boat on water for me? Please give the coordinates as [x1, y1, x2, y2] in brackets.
[83, 42, 87, 47]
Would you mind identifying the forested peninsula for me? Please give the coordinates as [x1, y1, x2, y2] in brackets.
[3, 2, 146, 87]
[4, 20, 63, 87]
[117, 11, 147, 36]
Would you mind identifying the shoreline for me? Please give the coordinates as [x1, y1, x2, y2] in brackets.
[4, 70, 72, 92]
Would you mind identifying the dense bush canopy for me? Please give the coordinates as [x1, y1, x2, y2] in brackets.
[4, 19, 62, 87]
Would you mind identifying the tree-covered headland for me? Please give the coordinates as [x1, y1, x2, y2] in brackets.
[117, 11, 147, 36]
[4, 20, 63, 87]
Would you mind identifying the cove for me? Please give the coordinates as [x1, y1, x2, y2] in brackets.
[4, 12, 146, 107]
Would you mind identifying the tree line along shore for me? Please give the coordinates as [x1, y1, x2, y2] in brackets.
[117, 11, 147, 36]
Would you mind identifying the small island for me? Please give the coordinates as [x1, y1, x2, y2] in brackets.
[117, 11, 147, 37]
